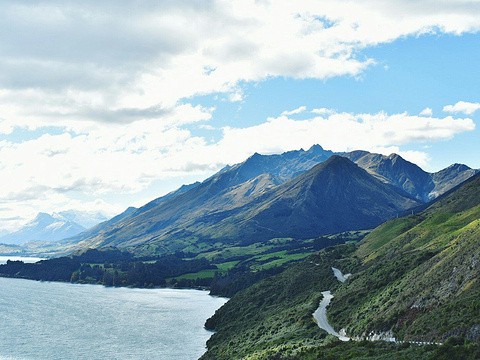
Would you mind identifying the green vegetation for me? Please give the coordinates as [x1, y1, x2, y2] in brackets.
[201, 175, 480, 359]
[201, 258, 335, 359]
[201, 243, 480, 359]
[201, 245, 356, 359]
[0, 231, 365, 294]
[232, 338, 479, 360]
[329, 196, 480, 342]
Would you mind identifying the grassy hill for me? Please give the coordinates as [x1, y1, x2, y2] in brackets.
[200, 174, 480, 359]
[201, 244, 480, 359]
[328, 173, 480, 343]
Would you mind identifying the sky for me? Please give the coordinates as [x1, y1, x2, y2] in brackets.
[1, 0, 480, 232]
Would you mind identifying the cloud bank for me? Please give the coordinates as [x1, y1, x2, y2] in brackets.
[1, 0, 480, 127]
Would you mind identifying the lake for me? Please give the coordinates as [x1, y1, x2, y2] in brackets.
[0, 277, 227, 360]
[0, 256, 44, 265]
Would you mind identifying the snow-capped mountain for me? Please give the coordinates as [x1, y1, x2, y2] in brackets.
[54, 210, 109, 229]
[0, 212, 86, 245]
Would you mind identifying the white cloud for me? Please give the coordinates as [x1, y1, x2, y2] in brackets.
[419, 107, 433, 116]
[228, 89, 244, 102]
[281, 106, 307, 116]
[443, 101, 480, 115]
[213, 111, 475, 162]
[311, 108, 336, 115]
[0, 0, 479, 129]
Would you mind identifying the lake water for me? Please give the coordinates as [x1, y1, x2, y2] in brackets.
[0, 277, 227, 360]
[0, 256, 44, 264]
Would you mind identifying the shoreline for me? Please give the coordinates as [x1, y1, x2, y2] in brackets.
[0, 273, 228, 296]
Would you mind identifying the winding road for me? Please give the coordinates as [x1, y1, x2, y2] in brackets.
[312, 268, 441, 345]
[312, 267, 350, 341]
[312, 290, 349, 341]
[331, 267, 351, 283]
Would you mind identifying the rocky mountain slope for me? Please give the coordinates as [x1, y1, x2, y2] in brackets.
[61, 156, 420, 254]
[190, 156, 421, 242]
[344, 150, 478, 202]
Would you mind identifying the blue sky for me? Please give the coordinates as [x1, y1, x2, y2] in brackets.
[188, 32, 480, 171]
[0, 0, 479, 231]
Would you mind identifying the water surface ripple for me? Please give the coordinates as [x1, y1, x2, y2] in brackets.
[0, 277, 227, 360]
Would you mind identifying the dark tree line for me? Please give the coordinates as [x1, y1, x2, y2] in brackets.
[0, 248, 215, 288]
[0, 258, 81, 282]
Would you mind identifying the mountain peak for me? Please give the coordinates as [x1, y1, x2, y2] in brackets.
[0, 212, 86, 245]
[241, 152, 263, 167]
[445, 163, 471, 171]
[307, 144, 325, 153]
[318, 154, 355, 169]
[248, 152, 420, 240]
[34, 212, 54, 221]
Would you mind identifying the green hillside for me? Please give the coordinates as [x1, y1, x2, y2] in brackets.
[201, 174, 480, 359]
[202, 244, 480, 359]
[201, 245, 357, 359]
[329, 173, 480, 343]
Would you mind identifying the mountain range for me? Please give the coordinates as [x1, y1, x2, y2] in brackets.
[344, 150, 478, 202]
[1, 145, 476, 256]
[53, 145, 476, 256]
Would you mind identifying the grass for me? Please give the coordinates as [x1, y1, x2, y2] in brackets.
[167, 268, 219, 281]
[166, 260, 240, 281]
[329, 203, 480, 342]
[249, 251, 314, 271]
[196, 242, 275, 262]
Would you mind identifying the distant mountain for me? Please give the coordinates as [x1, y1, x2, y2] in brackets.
[430, 163, 478, 198]
[0, 213, 86, 245]
[62, 156, 420, 253]
[344, 150, 478, 202]
[192, 156, 421, 242]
